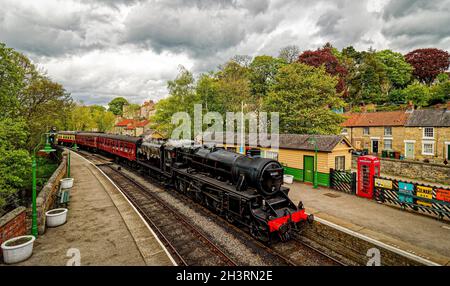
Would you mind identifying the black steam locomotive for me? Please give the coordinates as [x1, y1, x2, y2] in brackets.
[137, 140, 313, 242]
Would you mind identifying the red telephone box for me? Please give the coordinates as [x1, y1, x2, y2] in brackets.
[357, 155, 380, 199]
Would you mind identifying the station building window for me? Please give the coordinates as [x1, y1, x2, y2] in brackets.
[335, 156, 345, 170]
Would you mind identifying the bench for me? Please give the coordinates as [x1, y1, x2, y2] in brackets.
[58, 186, 71, 206]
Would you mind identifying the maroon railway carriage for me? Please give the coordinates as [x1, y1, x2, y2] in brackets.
[76, 132, 101, 149]
[96, 134, 141, 161]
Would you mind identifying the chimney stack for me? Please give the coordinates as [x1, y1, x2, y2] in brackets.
[406, 101, 414, 113]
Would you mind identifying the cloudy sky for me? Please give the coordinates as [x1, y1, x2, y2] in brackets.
[0, 0, 449, 105]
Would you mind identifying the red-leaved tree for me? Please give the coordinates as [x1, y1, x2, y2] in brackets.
[298, 47, 348, 95]
[405, 48, 450, 84]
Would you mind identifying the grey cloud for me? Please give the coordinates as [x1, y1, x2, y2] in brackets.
[314, 0, 381, 49]
[381, 0, 450, 51]
[123, 0, 278, 58]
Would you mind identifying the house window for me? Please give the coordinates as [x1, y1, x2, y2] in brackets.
[422, 142, 434, 155]
[335, 156, 345, 170]
[384, 139, 393, 150]
[384, 127, 392, 136]
[423, 127, 434, 139]
[363, 127, 370, 135]
[265, 151, 279, 160]
[341, 128, 348, 135]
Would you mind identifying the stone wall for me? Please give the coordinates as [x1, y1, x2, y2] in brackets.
[32, 152, 67, 234]
[352, 156, 450, 185]
[0, 207, 27, 258]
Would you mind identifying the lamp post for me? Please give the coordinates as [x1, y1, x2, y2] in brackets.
[68, 143, 79, 178]
[308, 135, 319, 189]
[31, 133, 56, 237]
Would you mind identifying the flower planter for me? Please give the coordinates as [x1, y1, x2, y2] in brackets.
[60, 178, 74, 189]
[46, 208, 68, 227]
[283, 174, 294, 184]
[1, 235, 35, 264]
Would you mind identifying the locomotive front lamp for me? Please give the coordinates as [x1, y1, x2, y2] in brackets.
[31, 133, 56, 237]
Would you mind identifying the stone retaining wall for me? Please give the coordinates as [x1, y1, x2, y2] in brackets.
[31, 152, 67, 234]
[352, 156, 450, 185]
[0, 207, 27, 259]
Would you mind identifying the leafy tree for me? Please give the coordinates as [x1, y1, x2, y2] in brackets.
[249, 55, 286, 105]
[298, 47, 348, 94]
[405, 48, 450, 84]
[196, 73, 223, 113]
[0, 119, 31, 210]
[278, 45, 300, 64]
[69, 105, 95, 131]
[429, 73, 450, 104]
[19, 75, 72, 149]
[108, 97, 129, 116]
[401, 82, 431, 107]
[215, 61, 251, 112]
[263, 63, 345, 134]
[375, 50, 413, 88]
[92, 109, 116, 132]
[0, 43, 24, 119]
[347, 52, 390, 104]
[151, 66, 199, 136]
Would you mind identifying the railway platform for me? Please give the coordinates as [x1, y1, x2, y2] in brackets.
[17, 151, 174, 266]
[288, 182, 450, 266]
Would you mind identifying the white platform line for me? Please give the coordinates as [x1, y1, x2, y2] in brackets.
[72, 150, 177, 266]
[314, 216, 441, 266]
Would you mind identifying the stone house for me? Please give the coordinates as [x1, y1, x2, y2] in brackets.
[403, 109, 450, 162]
[140, 100, 156, 119]
[114, 119, 153, 137]
[342, 107, 450, 163]
[341, 111, 410, 154]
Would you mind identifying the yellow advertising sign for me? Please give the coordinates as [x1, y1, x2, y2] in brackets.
[417, 200, 432, 207]
[416, 186, 433, 199]
[374, 178, 393, 189]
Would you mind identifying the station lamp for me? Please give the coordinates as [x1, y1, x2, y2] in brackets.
[31, 133, 56, 237]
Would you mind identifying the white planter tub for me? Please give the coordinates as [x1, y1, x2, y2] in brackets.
[283, 174, 294, 184]
[1, 235, 35, 264]
[60, 178, 74, 189]
[46, 208, 68, 227]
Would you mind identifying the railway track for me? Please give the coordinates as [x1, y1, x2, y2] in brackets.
[76, 150, 345, 266]
[90, 157, 237, 266]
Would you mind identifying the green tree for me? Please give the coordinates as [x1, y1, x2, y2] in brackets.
[108, 97, 129, 116]
[92, 109, 116, 132]
[216, 61, 251, 112]
[69, 105, 95, 131]
[151, 66, 199, 136]
[0, 119, 31, 210]
[401, 82, 431, 107]
[347, 52, 390, 104]
[0, 43, 25, 119]
[263, 63, 345, 134]
[429, 73, 450, 105]
[19, 75, 73, 149]
[249, 55, 286, 106]
[375, 50, 413, 88]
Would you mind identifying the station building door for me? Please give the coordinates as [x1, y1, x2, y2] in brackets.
[303, 156, 314, 183]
